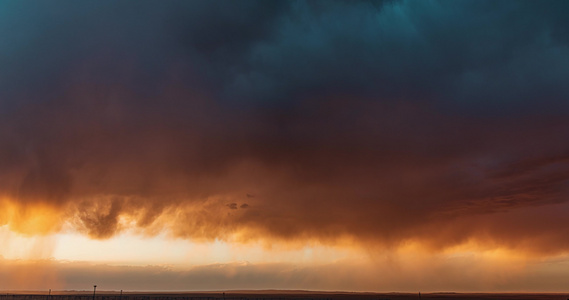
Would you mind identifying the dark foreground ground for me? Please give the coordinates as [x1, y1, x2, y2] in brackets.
[1, 291, 568, 300]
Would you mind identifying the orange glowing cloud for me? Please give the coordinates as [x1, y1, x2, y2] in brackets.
[3, 0, 569, 293]
[0, 198, 64, 236]
[1, 79, 569, 260]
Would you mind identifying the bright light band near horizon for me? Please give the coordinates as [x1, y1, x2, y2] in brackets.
[2, 0, 569, 293]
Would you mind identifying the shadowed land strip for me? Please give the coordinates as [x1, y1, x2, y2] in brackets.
[1, 292, 569, 300]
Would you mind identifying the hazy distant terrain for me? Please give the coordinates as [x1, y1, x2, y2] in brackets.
[1, 292, 568, 300]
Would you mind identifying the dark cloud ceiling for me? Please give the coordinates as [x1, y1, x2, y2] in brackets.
[1, 0, 569, 252]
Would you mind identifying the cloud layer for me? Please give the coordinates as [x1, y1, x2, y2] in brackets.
[1, 0, 569, 256]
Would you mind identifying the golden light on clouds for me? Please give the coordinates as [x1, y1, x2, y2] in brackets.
[0, 197, 63, 236]
[2, 221, 569, 292]
[3, 0, 569, 292]
[1, 192, 569, 292]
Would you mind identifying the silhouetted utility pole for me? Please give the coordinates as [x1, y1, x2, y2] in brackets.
[93, 285, 97, 300]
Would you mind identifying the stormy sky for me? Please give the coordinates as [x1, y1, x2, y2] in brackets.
[1, 0, 569, 292]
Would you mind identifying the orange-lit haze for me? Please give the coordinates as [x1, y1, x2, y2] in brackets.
[2, 0, 569, 293]
[2, 185, 569, 291]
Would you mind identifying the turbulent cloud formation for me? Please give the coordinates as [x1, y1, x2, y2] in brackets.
[1, 0, 569, 256]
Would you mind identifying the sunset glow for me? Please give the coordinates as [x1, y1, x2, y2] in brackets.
[2, 0, 569, 294]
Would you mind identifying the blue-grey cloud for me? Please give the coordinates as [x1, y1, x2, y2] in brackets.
[1, 0, 569, 252]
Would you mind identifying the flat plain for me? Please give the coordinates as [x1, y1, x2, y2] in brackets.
[1, 292, 568, 300]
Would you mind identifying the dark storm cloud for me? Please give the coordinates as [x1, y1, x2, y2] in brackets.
[1, 0, 569, 253]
